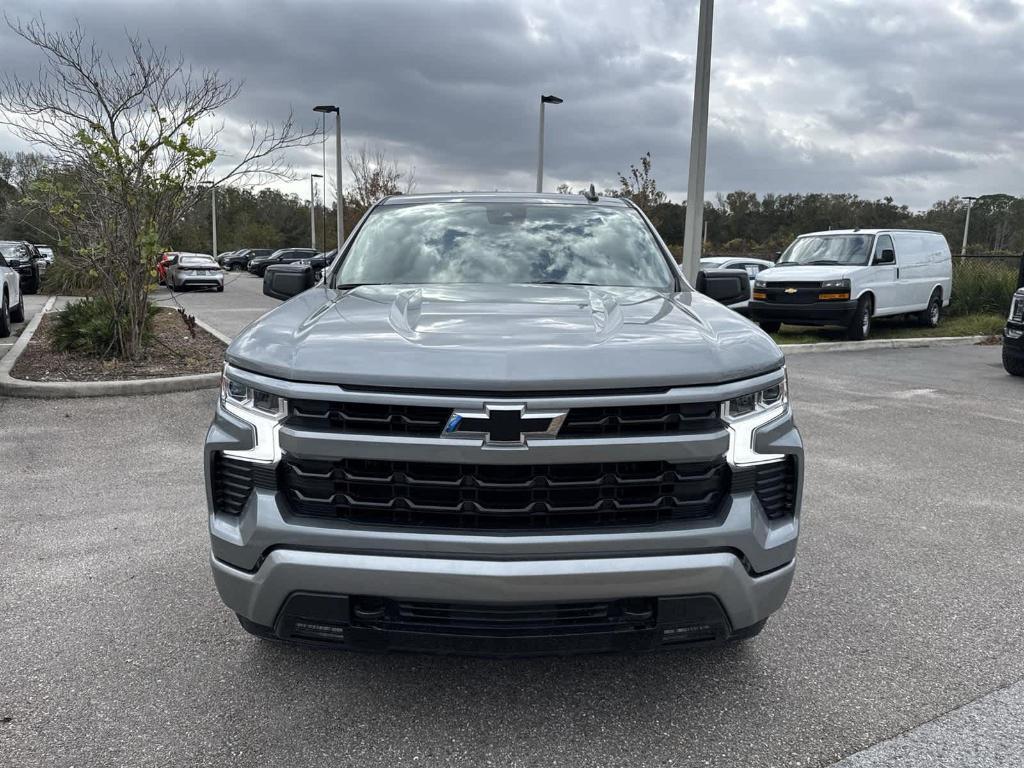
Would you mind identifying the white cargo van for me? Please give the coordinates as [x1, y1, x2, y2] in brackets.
[747, 229, 952, 340]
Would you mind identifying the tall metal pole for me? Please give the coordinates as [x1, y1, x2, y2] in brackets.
[961, 196, 977, 255]
[210, 184, 218, 259]
[681, 0, 714, 286]
[320, 112, 327, 252]
[335, 110, 344, 247]
[309, 174, 318, 249]
[536, 97, 545, 193]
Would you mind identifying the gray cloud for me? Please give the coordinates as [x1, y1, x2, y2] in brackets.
[1, 0, 1022, 208]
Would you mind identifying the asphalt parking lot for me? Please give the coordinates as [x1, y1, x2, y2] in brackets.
[2, 307, 1023, 765]
[152, 269, 279, 339]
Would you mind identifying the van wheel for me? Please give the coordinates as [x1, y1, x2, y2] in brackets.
[759, 320, 781, 333]
[918, 291, 941, 327]
[847, 296, 872, 340]
[1004, 347, 1024, 377]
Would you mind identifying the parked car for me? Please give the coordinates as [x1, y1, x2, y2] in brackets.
[34, 244, 56, 273]
[748, 229, 952, 340]
[216, 251, 236, 266]
[207, 192, 804, 654]
[156, 252, 176, 285]
[295, 249, 335, 282]
[1004, 288, 1024, 376]
[699, 256, 775, 313]
[0, 245, 26, 337]
[247, 247, 319, 277]
[0, 241, 42, 295]
[222, 248, 273, 271]
[166, 253, 224, 292]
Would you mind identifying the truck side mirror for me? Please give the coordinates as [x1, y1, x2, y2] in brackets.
[876, 249, 896, 264]
[264, 263, 315, 300]
[696, 268, 750, 307]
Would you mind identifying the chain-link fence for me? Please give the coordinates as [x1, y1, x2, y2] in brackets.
[949, 255, 1021, 316]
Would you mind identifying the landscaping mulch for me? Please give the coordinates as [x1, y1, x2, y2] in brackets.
[11, 308, 226, 382]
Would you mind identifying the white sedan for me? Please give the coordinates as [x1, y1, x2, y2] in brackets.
[0, 246, 25, 336]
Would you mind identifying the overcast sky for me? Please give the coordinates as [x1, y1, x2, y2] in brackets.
[1, 0, 1022, 209]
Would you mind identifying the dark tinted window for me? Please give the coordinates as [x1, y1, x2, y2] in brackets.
[335, 202, 674, 289]
[873, 235, 895, 262]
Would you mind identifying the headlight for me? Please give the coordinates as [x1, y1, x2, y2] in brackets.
[1010, 295, 1024, 323]
[220, 367, 286, 417]
[220, 366, 287, 463]
[722, 373, 790, 466]
[818, 278, 850, 301]
[723, 377, 788, 421]
[754, 280, 767, 289]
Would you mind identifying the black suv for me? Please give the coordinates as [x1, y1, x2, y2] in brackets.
[247, 247, 319, 277]
[1005, 287, 1024, 376]
[223, 248, 273, 271]
[0, 240, 42, 294]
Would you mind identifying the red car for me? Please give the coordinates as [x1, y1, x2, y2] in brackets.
[156, 252, 179, 285]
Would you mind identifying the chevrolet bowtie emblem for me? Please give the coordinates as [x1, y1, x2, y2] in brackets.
[443, 404, 567, 447]
[784, 288, 798, 294]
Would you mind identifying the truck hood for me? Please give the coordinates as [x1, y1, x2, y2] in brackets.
[226, 284, 784, 390]
[757, 265, 860, 283]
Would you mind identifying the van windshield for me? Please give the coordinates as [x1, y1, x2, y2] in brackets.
[777, 235, 873, 267]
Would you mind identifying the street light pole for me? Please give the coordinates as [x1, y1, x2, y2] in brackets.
[536, 95, 563, 193]
[681, 0, 714, 285]
[310, 173, 323, 250]
[961, 196, 978, 256]
[201, 181, 217, 259]
[314, 104, 343, 250]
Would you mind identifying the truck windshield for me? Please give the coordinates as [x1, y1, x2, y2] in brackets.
[333, 202, 675, 290]
[777, 235, 873, 266]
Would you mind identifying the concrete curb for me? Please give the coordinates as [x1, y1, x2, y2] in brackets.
[0, 297, 223, 399]
[780, 334, 995, 355]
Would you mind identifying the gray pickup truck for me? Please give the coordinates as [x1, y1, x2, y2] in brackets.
[205, 192, 804, 655]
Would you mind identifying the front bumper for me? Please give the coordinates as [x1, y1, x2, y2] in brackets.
[1005, 323, 1024, 356]
[213, 550, 795, 653]
[205, 369, 804, 652]
[748, 299, 857, 327]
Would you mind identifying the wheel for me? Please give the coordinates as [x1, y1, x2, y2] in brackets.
[0, 292, 10, 338]
[236, 614, 281, 642]
[229, 263, 239, 271]
[729, 618, 767, 642]
[1004, 346, 1024, 377]
[24, 274, 38, 295]
[918, 291, 941, 327]
[158, 275, 165, 286]
[10, 290, 25, 323]
[758, 320, 782, 333]
[846, 296, 872, 340]
[216, 284, 224, 292]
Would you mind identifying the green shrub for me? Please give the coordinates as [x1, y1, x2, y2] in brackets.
[50, 297, 159, 357]
[948, 258, 1019, 317]
[40, 257, 103, 296]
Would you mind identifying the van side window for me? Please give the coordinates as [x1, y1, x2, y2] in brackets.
[873, 235, 894, 264]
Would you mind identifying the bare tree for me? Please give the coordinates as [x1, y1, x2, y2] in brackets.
[0, 16, 316, 358]
[344, 145, 417, 214]
[613, 152, 666, 214]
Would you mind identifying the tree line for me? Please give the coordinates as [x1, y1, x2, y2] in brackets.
[3, 147, 1020, 261]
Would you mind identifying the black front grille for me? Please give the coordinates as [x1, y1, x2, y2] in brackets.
[760, 282, 822, 304]
[287, 400, 451, 436]
[210, 453, 276, 515]
[733, 458, 797, 519]
[279, 456, 731, 530]
[355, 598, 656, 636]
[559, 402, 721, 437]
[286, 399, 722, 438]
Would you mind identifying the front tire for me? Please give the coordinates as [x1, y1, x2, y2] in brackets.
[846, 296, 872, 340]
[1004, 346, 1024, 377]
[758, 320, 782, 333]
[918, 291, 941, 327]
[10, 290, 24, 323]
[0, 292, 10, 338]
[216, 284, 224, 292]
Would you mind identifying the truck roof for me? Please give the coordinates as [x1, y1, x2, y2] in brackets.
[378, 191, 629, 207]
